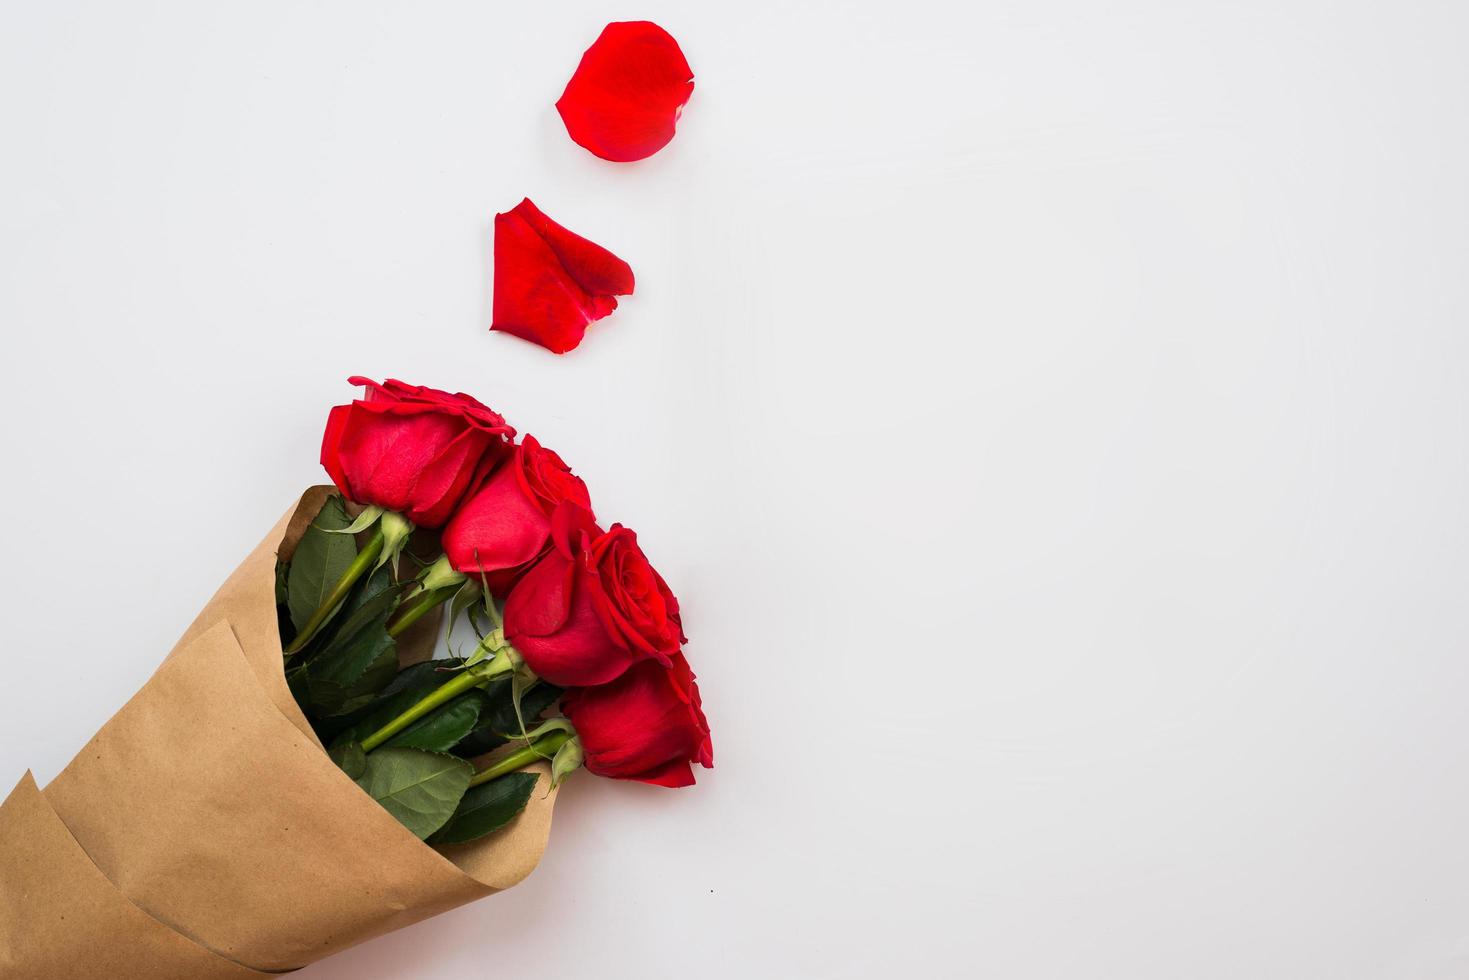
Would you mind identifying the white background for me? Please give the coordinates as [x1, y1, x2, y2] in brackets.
[2, 1, 1468, 977]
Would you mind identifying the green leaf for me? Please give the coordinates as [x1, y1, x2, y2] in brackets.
[306, 634, 396, 718]
[295, 565, 405, 662]
[386, 694, 482, 753]
[329, 740, 367, 780]
[287, 495, 356, 633]
[300, 585, 401, 717]
[278, 603, 298, 651]
[321, 658, 467, 745]
[430, 772, 539, 845]
[276, 560, 296, 647]
[382, 658, 468, 699]
[454, 681, 563, 758]
[355, 747, 473, 840]
[335, 564, 398, 621]
[285, 662, 311, 708]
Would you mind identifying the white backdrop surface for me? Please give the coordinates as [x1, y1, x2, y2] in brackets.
[3, 2, 1469, 977]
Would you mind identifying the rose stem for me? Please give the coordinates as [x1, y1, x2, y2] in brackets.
[385, 584, 458, 638]
[283, 526, 386, 657]
[468, 730, 572, 788]
[359, 658, 514, 752]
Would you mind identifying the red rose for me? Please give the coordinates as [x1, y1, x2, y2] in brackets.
[492, 198, 635, 355]
[320, 376, 515, 528]
[556, 21, 695, 163]
[441, 435, 593, 595]
[562, 653, 713, 788]
[503, 503, 685, 687]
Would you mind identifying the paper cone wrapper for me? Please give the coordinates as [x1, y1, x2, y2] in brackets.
[0, 488, 557, 976]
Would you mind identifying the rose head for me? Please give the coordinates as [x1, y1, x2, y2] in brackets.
[442, 435, 593, 595]
[503, 502, 685, 687]
[320, 376, 515, 528]
[562, 653, 713, 788]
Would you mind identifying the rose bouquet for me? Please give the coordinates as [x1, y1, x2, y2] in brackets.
[0, 377, 711, 977]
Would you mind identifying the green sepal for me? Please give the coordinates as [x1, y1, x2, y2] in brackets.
[329, 504, 384, 536]
[418, 554, 469, 595]
[509, 669, 531, 742]
[443, 579, 484, 657]
[480, 576, 504, 629]
[449, 579, 482, 627]
[550, 736, 583, 789]
[376, 510, 415, 576]
[463, 627, 507, 668]
[505, 716, 576, 746]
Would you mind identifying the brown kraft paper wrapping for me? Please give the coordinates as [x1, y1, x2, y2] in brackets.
[3, 488, 557, 975]
[0, 772, 272, 979]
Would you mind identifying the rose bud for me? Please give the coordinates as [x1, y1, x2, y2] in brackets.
[561, 653, 713, 788]
[503, 502, 684, 687]
[441, 435, 593, 596]
[321, 376, 515, 529]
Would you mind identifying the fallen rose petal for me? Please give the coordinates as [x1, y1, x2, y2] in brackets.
[555, 21, 694, 163]
[492, 198, 635, 354]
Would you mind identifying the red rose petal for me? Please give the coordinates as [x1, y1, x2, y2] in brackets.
[556, 21, 694, 163]
[633, 758, 698, 788]
[491, 198, 635, 355]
